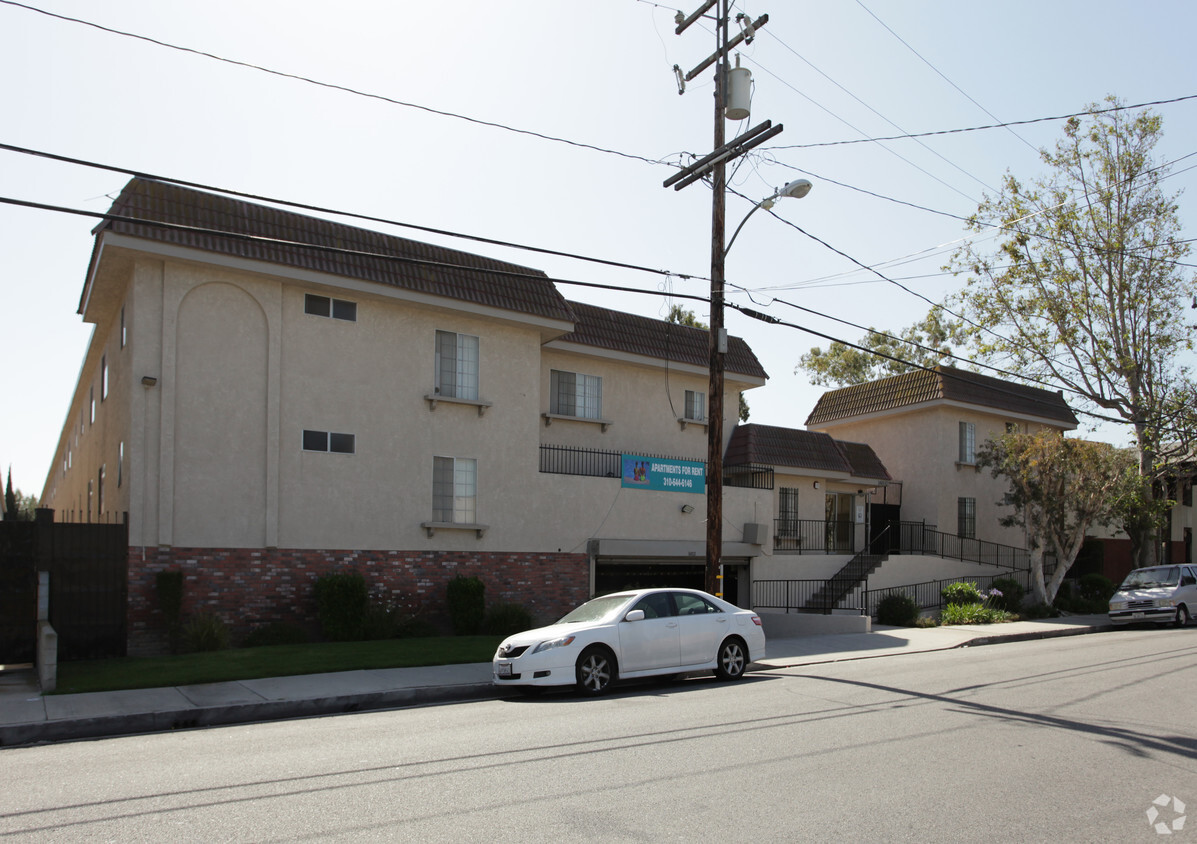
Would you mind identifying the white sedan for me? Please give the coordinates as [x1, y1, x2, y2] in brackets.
[492, 588, 766, 695]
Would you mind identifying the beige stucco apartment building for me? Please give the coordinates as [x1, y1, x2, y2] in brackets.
[42, 178, 788, 651]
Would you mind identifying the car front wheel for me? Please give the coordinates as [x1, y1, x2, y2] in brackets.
[714, 637, 748, 681]
[576, 647, 616, 695]
[1177, 606, 1191, 628]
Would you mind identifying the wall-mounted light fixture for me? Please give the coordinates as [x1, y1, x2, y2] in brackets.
[681, 503, 695, 514]
[813, 481, 820, 489]
[141, 376, 157, 387]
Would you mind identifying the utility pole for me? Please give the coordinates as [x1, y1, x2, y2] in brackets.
[668, 1, 776, 596]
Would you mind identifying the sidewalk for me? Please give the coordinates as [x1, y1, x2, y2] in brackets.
[0, 614, 1113, 747]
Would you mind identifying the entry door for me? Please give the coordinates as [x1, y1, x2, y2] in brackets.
[825, 493, 853, 552]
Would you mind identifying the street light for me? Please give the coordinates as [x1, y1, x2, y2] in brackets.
[725, 179, 813, 255]
[705, 177, 812, 597]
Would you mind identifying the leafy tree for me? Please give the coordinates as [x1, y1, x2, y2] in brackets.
[979, 430, 1132, 605]
[3, 468, 15, 521]
[4, 469, 38, 521]
[947, 99, 1196, 566]
[666, 305, 751, 422]
[796, 307, 966, 386]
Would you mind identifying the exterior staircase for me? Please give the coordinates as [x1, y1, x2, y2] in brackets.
[804, 550, 887, 613]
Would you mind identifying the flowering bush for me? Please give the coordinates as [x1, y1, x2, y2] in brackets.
[941, 581, 984, 606]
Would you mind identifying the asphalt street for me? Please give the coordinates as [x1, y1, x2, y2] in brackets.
[2, 627, 1194, 842]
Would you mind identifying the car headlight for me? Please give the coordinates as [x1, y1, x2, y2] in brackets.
[1159, 599, 1176, 608]
[1109, 600, 1127, 611]
[532, 635, 576, 654]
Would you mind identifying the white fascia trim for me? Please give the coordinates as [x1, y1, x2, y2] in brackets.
[544, 339, 767, 387]
[99, 233, 575, 336]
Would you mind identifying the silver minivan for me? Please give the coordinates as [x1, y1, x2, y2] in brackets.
[1108, 565, 1197, 626]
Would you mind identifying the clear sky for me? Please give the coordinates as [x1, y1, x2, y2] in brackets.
[2, 0, 1195, 497]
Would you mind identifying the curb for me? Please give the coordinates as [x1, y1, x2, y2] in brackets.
[956, 622, 1115, 648]
[0, 682, 497, 748]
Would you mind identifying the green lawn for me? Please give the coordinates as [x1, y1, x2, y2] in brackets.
[52, 636, 503, 695]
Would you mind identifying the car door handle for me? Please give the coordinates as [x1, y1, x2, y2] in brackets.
[666, 622, 678, 628]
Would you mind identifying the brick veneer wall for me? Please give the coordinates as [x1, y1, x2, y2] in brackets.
[128, 547, 590, 656]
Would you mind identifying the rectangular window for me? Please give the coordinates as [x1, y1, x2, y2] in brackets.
[434, 330, 480, 400]
[778, 487, 800, 536]
[958, 421, 975, 464]
[304, 293, 357, 322]
[433, 456, 477, 523]
[302, 429, 356, 454]
[684, 389, 706, 422]
[958, 497, 976, 539]
[118, 442, 124, 487]
[90, 387, 95, 424]
[101, 354, 108, 400]
[120, 305, 127, 348]
[1184, 480, 1192, 507]
[97, 465, 105, 517]
[550, 369, 602, 419]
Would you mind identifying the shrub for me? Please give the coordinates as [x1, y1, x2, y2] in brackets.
[989, 577, 1025, 612]
[314, 571, 369, 641]
[447, 576, 485, 636]
[359, 603, 412, 641]
[182, 613, 231, 652]
[876, 593, 920, 626]
[1022, 602, 1060, 619]
[1078, 573, 1116, 606]
[941, 581, 983, 607]
[243, 621, 312, 648]
[482, 603, 534, 637]
[940, 603, 1012, 625]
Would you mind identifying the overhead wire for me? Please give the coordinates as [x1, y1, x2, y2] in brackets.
[759, 28, 998, 196]
[0, 142, 705, 284]
[854, 0, 1040, 155]
[0, 193, 710, 307]
[0, 0, 666, 168]
[767, 94, 1197, 150]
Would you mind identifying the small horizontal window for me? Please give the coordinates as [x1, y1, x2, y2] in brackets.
[303, 429, 356, 454]
[305, 294, 357, 322]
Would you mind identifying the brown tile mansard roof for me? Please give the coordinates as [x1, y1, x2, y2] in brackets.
[559, 300, 767, 380]
[91, 179, 768, 377]
[804, 366, 1078, 427]
[724, 424, 891, 481]
[90, 178, 575, 323]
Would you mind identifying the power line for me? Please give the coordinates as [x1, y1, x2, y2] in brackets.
[767, 94, 1197, 150]
[727, 300, 1132, 427]
[760, 28, 997, 196]
[0, 193, 710, 306]
[0, 141, 705, 283]
[856, 0, 1039, 156]
[738, 50, 982, 207]
[0, 0, 665, 168]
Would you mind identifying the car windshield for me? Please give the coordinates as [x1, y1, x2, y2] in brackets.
[1119, 567, 1179, 590]
[557, 594, 633, 624]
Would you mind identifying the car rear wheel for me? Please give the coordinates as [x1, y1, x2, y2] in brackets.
[1177, 606, 1191, 628]
[576, 647, 616, 695]
[714, 637, 747, 681]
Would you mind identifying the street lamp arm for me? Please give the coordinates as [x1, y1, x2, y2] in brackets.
[724, 200, 765, 256]
[723, 178, 812, 257]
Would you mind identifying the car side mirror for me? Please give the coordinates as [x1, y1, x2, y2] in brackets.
[624, 609, 645, 622]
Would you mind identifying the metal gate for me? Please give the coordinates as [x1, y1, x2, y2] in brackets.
[0, 512, 128, 662]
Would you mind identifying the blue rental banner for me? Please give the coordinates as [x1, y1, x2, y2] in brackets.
[621, 454, 706, 494]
